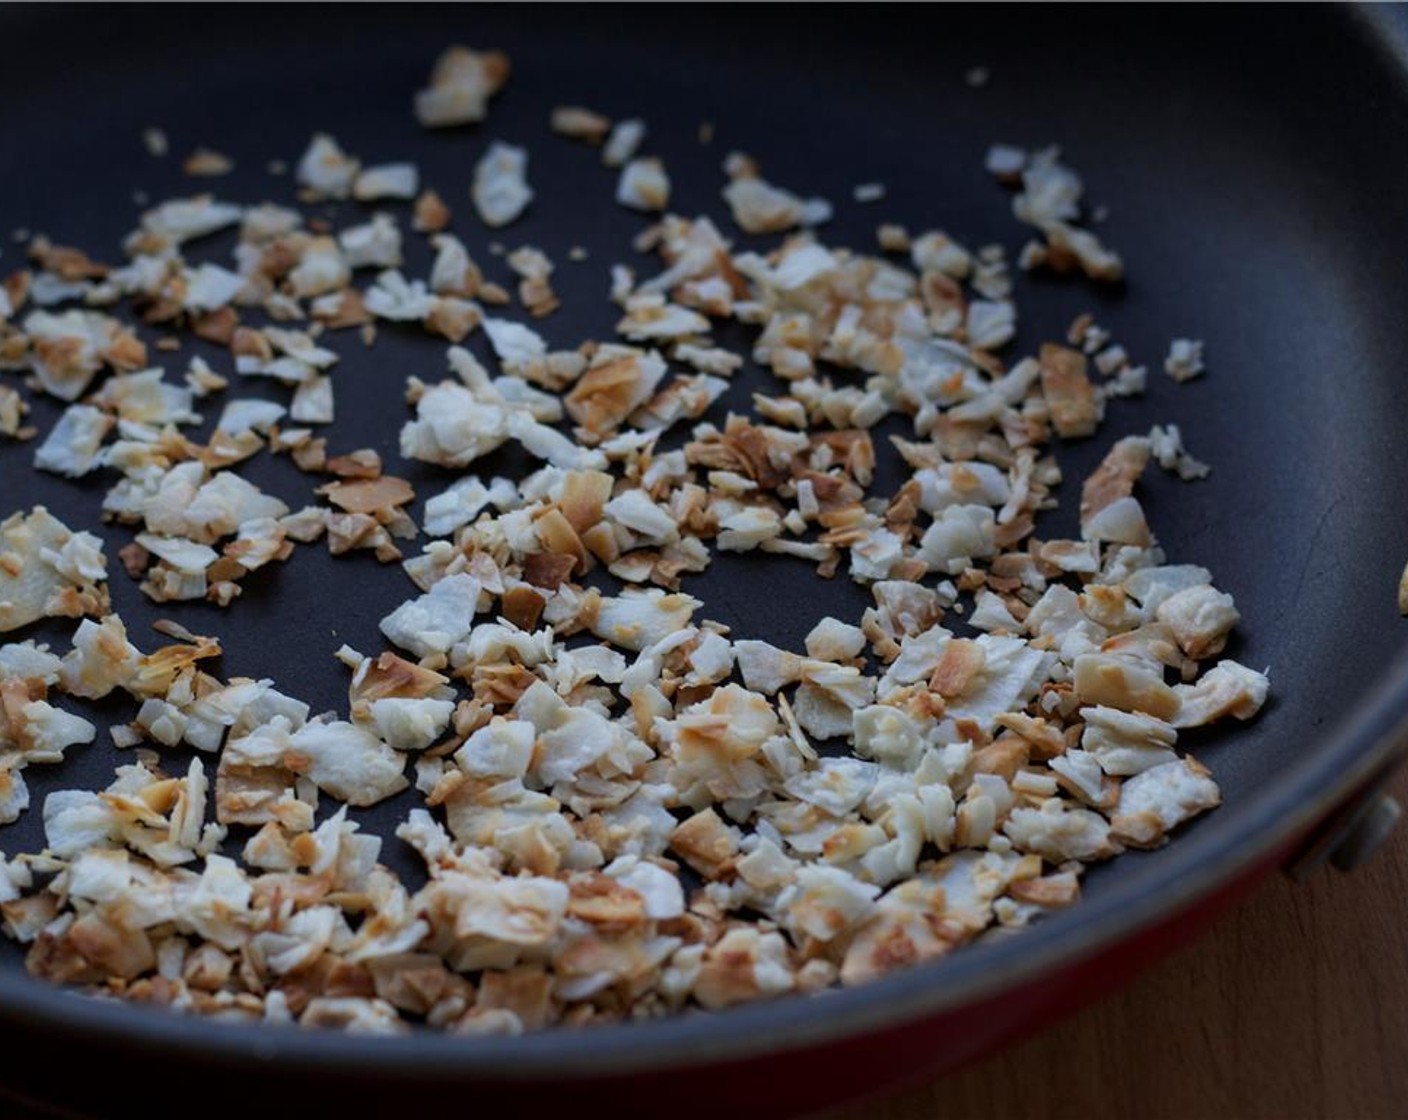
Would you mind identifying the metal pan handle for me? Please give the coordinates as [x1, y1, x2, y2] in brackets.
[1285, 762, 1403, 877]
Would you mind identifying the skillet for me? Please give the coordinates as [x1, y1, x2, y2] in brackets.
[1, 3, 1407, 1115]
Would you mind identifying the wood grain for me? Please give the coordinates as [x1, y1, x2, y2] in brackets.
[832, 768, 1408, 1120]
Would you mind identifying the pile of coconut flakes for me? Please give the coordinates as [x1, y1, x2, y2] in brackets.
[0, 46, 1266, 1034]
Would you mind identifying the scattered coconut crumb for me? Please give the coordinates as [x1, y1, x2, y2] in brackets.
[991, 145, 1122, 282]
[412, 189, 452, 233]
[184, 149, 234, 177]
[142, 127, 168, 157]
[617, 158, 671, 212]
[1164, 338, 1205, 382]
[877, 223, 911, 252]
[603, 119, 646, 168]
[414, 45, 511, 128]
[723, 159, 832, 234]
[472, 142, 533, 228]
[506, 246, 559, 318]
[550, 105, 612, 145]
[354, 163, 420, 202]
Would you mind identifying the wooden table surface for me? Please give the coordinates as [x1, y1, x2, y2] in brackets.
[830, 768, 1408, 1120]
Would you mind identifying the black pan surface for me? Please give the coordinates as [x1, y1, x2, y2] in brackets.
[1, 1, 1408, 1108]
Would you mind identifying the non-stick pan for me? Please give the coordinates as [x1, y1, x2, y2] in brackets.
[2, 4, 1407, 1117]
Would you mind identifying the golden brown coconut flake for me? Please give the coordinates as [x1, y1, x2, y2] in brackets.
[183, 149, 235, 178]
[550, 106, 612, 145]
[414, 46, 511, 128]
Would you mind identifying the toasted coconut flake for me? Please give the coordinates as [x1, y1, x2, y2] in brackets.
[287, 236, 351, 298]
[354, 163, 420, 202]
[1005, 146, 1123, 283]
[218, 399, 286, 436]
[34, 405, 113, 478]
[0, 386, 27, 438]
[1164, 338, 1205, 383]
[617, 158, 671, 212]
[1039, 343, 1100, 439]
[399, 376, 506, 464]
[296, 134, 360, 200]
[286, 720, 409, 805]
[290, 376, 335, 424]
[0, 508, 109, 632]
[565, 348, 668, 438]
[723, 176, 833, 235]
[592, 589, 698, 652]
[369, 697, 455, 752]
[321, 476, 415, 516]
[340, 213, 403, 270]
[135, 195, 242, 249]
[602, 119, 646, 168]
[1080, 435, 1150, 526]
[1155, 584, 1239, 658]
[1147, 423, 1210, 482]
[472, 142, 533, 228]
[412, 190, 452, 233]
[380, 573, 482, 658]
[1073, 652, 1179, 721]
[415, 46, 511, 128]
[1004, 799, 1117, 862]
[1171, 661, 1269, 728]
[142, 127, 168, 157]
[617, 297, 709, 342]
[24, 309, 147, 401]
[551, 106, 612, 144]
[92, 369, 199, 427]
[1110, 758, 1219, 847]
[694, 927, 794, 1009]
[184, 148, 234, 177]
[506, 246, 558, 317]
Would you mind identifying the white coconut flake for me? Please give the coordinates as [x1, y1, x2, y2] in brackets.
[34, 405, 113, 478]
[353, 163, 420, 202]
[617, 158, 671, 212]
[296, 133, 360, 199]
[723, 176, 833, 235]
[414, 45, 510, 128]
[1164, 338, 1205, 382]
[602, 119, 646, 168]
[472, 142, 533, 228]
[287, 720, 409, 806]
[379, 573, 483, 658]
[340, 213, 403, 270]
[218, 399, 286, 435]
